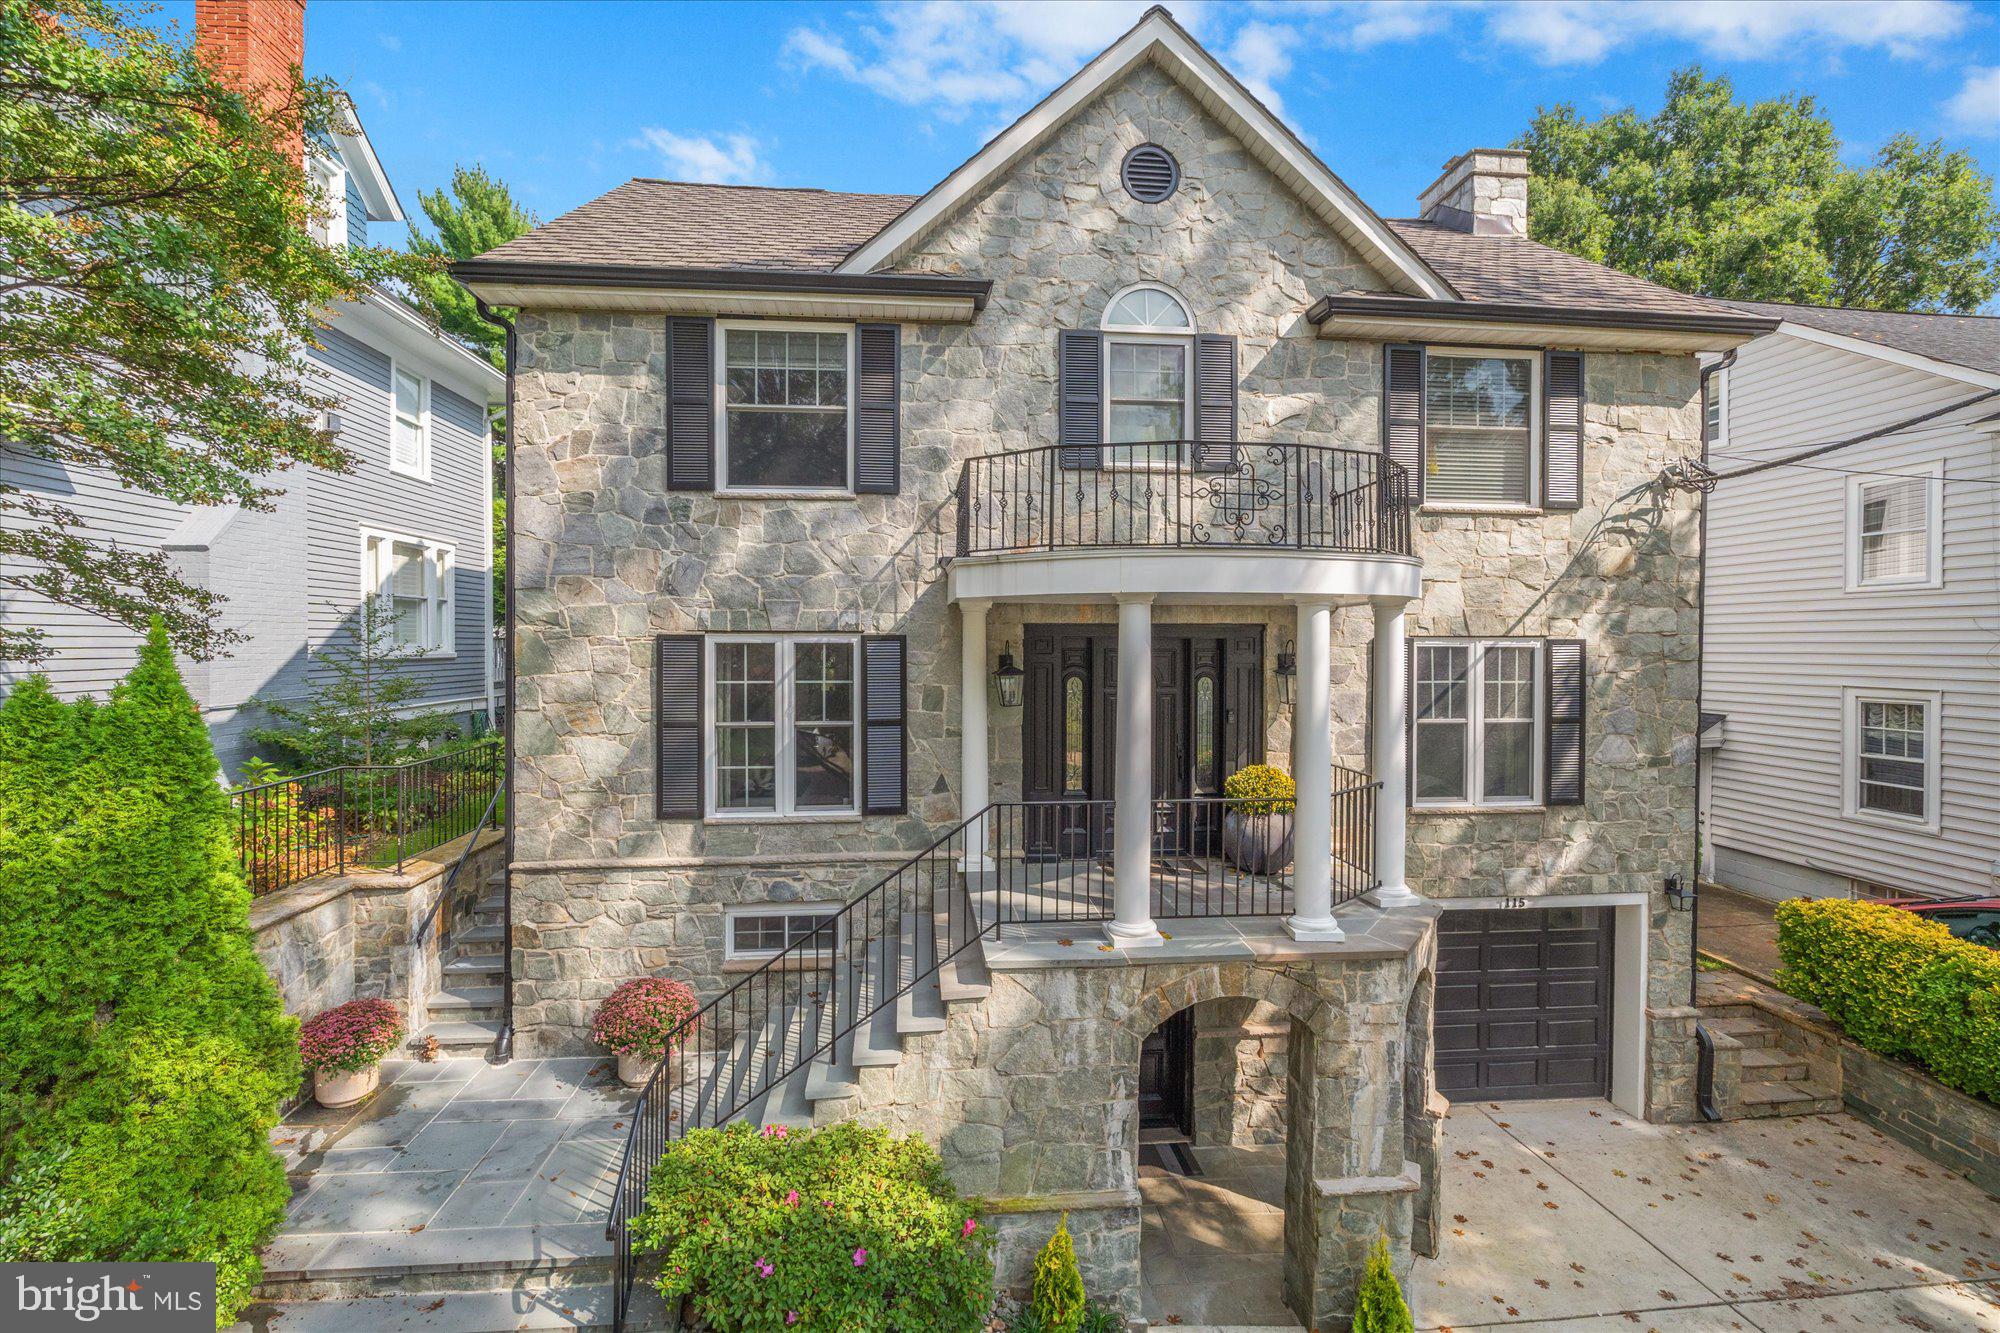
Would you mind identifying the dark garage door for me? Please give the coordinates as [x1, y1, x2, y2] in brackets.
[1436, 907, 1613, 1100]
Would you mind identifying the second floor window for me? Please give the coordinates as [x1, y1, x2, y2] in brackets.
[1102, 284, 1193, 464]
[1849, 469, 1938, 589]
[1425, 350, 1536, 507]
[721, 326, 849, 490]
[710, 636, 858, 817]
[391, 366, 429, 480]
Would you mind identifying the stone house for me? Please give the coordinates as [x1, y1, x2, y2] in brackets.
[455, 9, 1773, 1325]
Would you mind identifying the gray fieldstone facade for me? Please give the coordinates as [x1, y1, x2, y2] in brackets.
[496, 40, 1717, 1324]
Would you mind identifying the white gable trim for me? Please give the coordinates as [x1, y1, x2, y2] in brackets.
[1768, 321, 2000, 392]
[835, 9, 1453, 300]
[332, 91, 403, 224]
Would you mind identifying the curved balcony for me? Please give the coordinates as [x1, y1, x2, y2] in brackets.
[949, 441, 1420, 606]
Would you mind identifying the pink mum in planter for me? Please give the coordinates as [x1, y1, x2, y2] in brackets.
[591, 977, 699, 1060]
[299, 998, 404, 1075]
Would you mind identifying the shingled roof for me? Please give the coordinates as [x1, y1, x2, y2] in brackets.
[1384, 221, 1749, 320]
[1723, 299, 2000, 379]
[477, 179, 918, 273]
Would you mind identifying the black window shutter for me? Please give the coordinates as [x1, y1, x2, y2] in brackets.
[1543, 350, 1584, 510]
[1545, 639, 1586, 806]
[667, 318, 715, 491]
[1383, 344, 1425, 506]
[655, 634, 704, 819]
[861, 635, 907, 815]
[855, 323, 901, 494]
[1058, 330, 1103, 469]
[1192, 334, 1239, 471]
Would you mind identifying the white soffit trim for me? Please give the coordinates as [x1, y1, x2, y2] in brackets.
[332, 91, 404, 224]
[835, 11, 1453, 301]
[1314, 312, 1754, 355]
[465, 283, 978, 325]
[1771, 322, 2000, 392]
[947, 548, 1425, 606]
[326, 291, 506, 402]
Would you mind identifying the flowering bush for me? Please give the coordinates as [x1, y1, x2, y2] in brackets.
[591, 977, 699, 1060]
[1223, 764, 1295, 817]
[630, 1121, 993, 1332]
[298, 999, 403, 1075]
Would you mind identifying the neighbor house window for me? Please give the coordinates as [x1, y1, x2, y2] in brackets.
[308, 152, 347, 248]
[1848, 691, 1938, 825]
[725, 906, 841, 961]
[390, 365, 429, 480]
[362, 530, 454, 656]
[1424, 350, 1537, 506]
[1102, 284, 1193, 464]
[720, 325, 850, 490]
[709, 636, 858, 817]
[1413, 639, 1541, 807]
[1701, 364, 1725, 448]
[1848, 467, 1940, 590]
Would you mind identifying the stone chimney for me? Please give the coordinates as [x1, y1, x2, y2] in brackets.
[1416, 148, 1529, 237]
[196, 0, 307, 159]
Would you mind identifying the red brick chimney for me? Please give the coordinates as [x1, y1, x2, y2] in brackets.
[195, 0, 307, 160]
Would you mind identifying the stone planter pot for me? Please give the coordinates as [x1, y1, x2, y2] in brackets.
[617, 1051, 655, 1088]
[313, 1063, 379, 1109]
[1229, 812, 1295, 876]
[1221, 811, 1242, 865]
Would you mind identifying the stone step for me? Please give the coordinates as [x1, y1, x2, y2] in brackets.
[456, 923, 505, 948]
[235, 1284, 657, 1331]
[252, 1223, 612, 1302]
[1737, 1079, 1841, 1118]
[427, 986, 504, 1021]
[1739, 1046, 1808, 1081]
[410, 1019, 502, 1057]
[486, 869, 507, 889]
[475, 893, 505, 915]
[443, 952, 504, 978]
[895, 912, 948, 1036]
[1704, 1016, 1778, 1050]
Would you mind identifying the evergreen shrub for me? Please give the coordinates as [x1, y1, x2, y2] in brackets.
[0, 624, 300, 1325]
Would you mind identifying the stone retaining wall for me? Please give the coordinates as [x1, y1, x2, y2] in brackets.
[1841, 1041, 2000, 1195]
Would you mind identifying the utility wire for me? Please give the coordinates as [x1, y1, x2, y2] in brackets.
[1663, 388, 2000, 494]
[1702, 451, 2000, 487]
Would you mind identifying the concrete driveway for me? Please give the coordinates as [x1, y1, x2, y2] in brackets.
[1409, 1100, 2000, 1332]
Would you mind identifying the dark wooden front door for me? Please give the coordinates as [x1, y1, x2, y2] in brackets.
[1139, 1007, 1196, 1140]
[1022, 626, 1262, 859]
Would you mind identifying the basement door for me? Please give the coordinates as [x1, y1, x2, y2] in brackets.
[1435, 907, 1614, 1100]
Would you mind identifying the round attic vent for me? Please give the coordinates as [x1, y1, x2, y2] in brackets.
[1120, 144, 1180, 203]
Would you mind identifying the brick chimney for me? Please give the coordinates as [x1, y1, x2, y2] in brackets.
[196, 0, 307, 160]
[1416, 148, 1529, 237]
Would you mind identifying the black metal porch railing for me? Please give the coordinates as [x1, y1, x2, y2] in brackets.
[227, 737, 504, 894]
[603, 777, 1381, 1328]
[953, 441, 1412, 558]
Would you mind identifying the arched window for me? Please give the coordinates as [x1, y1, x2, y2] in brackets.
[1100, 284, 1194, 458]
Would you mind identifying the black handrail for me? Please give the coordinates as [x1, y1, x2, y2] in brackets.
[604, 781, 1382, 1328]
[414, 783, 503, 952]
[953, 441, 1411, 558]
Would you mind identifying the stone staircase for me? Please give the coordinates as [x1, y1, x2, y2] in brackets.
[1701, 1008, 1843, 1120]
[409, 869, 507, 1060]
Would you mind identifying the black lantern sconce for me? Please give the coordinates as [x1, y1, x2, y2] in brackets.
[1664, 871, 1695, 912]
[1275, 639, 1296, 707]
[993, 644, 1025, 709]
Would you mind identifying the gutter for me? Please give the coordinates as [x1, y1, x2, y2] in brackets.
[1306, 293, 1780, 338]
[451, 259, 992, 310]
[474, 296, 517, 1064]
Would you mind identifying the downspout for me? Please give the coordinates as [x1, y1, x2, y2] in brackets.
[1691, 350, 1732, 1007]
[476, 296, 518, 1062]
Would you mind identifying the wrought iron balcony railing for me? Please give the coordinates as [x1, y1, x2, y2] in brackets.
[953, 441, 1412, 558]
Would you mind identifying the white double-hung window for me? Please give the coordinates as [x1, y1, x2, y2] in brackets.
[362, 530, 454, 656]
[1424, 350, 1538, 507]
[390, 364, 430, 480]
[719, 325, 851, 491]
[1846, 689, 1940, 827]
[1102, 284, 1193, 465]
[709, 635, 859, 818]
[1847, 466, 1941, 590]
[1413, 640, 1541, 807]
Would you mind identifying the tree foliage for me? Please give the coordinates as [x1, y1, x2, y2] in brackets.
[407, 165, 534, 368]
[1518, 67, 2000, 312]
[0, 623, 300, 1325]
[250, 595, 461, 769]
[0, 0, 439, 664]
[1350, 1235, 1414, 1333]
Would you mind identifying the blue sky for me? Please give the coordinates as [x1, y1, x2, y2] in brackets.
[146, 1, 2000, 245]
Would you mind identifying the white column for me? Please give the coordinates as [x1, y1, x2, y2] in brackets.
[1372, 600, 1418, 906]
[1286, 599, 1342, 941]
[1107, 595, 1162, 947]
[959, 599, 993, 871]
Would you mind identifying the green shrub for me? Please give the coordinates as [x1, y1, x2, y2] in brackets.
[1776, 897, 2000, 1103]
[1027, 1214, 1086, 1333]
[0, 623, 300, 1326]
[1351, 1235, 1413, 1333]
[629, 1121, 992, 1332]
[1224, 764, 1296, 817]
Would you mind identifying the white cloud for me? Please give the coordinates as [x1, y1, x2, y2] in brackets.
[1228, 21, 1292, 112]
[1943, 66, 2000, 136]
[631, 129, 769, 185]
[1483, 0, 1970, 68]
[376, 32, 402, 53]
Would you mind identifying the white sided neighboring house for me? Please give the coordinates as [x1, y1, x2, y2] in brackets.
[0, 0, 503, 779]
[1700, 300, 2000, 903]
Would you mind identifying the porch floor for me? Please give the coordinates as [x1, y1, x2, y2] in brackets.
[1140, 1144, 1299, 1328]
